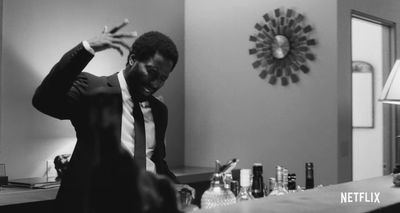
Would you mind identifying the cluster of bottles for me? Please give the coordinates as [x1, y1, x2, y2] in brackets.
[200, 160, 316, 209]
[267, 162, 315, 196]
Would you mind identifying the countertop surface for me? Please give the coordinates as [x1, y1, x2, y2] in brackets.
[2, 172, 399, 212]
[197, 175, 400, 213]
[0, 186, 58, 206]
[0, 166, 214, 206]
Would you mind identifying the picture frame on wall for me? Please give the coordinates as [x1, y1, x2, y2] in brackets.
[352, 61, 374, 128]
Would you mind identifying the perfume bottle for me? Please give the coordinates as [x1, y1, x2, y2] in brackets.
[237, 169, 254, 202]
[269, 165, 288, 196]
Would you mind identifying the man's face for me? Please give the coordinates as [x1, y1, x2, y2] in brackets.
[126, 52, 173, 100]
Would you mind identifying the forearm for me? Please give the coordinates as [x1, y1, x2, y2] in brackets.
[32, 43, 94, 119]
[35, 43, 93, 95]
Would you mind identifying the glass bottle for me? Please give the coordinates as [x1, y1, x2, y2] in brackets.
[230, 180, 239, 197]
[251, 163, 264, 198]
[392, 164, 400, 187]
[269, 165, 288, 196]
[237, 169, 254, 202]
[223, 172, 233, 190]
[201, 171, 236, 209]
[282, 167, 289, 191]
[177, 188, 199, 212]
[287, 173, 297, 192]
[267, 177, 276, 196]
[305, 162, 314, 189]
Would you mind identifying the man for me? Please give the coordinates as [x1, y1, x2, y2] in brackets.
[32, 20, 190, 212]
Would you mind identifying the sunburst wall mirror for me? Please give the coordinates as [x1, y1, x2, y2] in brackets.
[249, 8, 317, 86]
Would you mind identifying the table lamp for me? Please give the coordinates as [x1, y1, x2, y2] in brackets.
[0, 163, 8, 186]
[379, 59, 400, 186]
[380, 60, 400, 104]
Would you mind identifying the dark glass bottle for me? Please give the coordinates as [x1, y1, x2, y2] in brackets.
[251, 163, 265, 198]
[230, 180, 239, 197]
[287, 173, 297, 191]
[393, 164, 400, 174]
[305, 162, 314, 189]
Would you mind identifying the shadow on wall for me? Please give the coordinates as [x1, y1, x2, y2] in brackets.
[2, 42, 75, 139]
[1, 43, 76, 178]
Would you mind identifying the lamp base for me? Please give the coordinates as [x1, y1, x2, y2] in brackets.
[0, 176, 8, 186]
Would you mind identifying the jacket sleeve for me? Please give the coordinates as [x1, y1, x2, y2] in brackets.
[151, 102, 179, 183]
[156, 141, 179, 184]
[32, 43, 94, 120]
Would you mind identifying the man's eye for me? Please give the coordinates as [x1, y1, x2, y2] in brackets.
[146, 67, 155, 74]
[149, 70, 159, 78]
[146, 66, 158, 74]
[145, 65, 156, 70]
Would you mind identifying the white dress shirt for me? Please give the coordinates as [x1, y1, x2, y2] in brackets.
[117, 71, 156, 173]
[83, 41, 156, 173]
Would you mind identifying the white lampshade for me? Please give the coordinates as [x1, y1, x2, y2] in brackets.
[380, 60, 400, 105]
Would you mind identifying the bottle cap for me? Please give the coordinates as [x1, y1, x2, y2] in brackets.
[240, 169, 251, 187]
[306, 162, 314, 167]
[253, 163, 263, 174]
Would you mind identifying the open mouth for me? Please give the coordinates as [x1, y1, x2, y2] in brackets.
[142, 87, 153, 96]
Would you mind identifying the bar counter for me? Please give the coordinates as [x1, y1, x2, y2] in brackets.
[197, 175, 400, 213]
[0, 166, 215, 211]
[1, 173, 399, 212]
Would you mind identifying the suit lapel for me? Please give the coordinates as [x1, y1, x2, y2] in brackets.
[106, 73, 120, 88]
[148, 97, 162, 145]
[106, 73, 123, 141]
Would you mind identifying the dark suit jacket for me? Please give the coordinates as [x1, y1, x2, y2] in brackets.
[32, 43, 177, 212]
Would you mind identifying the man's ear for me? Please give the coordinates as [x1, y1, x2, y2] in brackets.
[129, 54, 136, 66]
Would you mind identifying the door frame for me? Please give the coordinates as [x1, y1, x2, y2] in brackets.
[351, 10, 396, 176]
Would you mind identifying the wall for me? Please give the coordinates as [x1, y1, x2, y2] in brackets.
[3, 0, 400, 184]
[0, 0, 184, 179]
[185, 0, 339, 186]
[185, 0, 400, 185]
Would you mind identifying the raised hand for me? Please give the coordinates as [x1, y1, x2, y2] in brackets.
[87, 18, 137, 56]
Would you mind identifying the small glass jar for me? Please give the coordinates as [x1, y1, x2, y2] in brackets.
[392, 164, 400, 187]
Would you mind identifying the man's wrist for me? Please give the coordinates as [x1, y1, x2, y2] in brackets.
[82, 40, 95, 55]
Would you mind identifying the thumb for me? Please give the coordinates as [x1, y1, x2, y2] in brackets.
[102, 25, 108, 33]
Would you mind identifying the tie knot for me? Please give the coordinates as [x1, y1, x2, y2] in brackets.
[132, 98, 150, 108]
